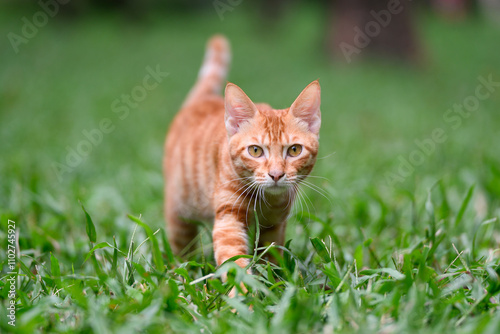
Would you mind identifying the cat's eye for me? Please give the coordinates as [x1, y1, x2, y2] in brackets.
[287, 144, 303, 157]
[248, 145, 264, 158]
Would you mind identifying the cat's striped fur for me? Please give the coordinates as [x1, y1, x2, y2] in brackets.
[163, 35, 321, 269]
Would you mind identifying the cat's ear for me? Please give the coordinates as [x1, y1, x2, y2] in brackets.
[290, 80, 321, 135]
[224, 83, 258, 136]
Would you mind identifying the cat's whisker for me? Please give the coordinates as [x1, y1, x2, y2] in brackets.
[317, 151, 336, 160]
[257, 186, 266, 218]
[242, 183, 258, 218]
[285, 182, 299, 210]
[221, 178, 256, 204]
[226, 182, 251, 204]
[296, 176, 331, 196]
[234, 181, 258, 212]
[283, 184, 295, 211]
[288, 183, 297, 212]
[293, 183, 305, 220]
[298, 185, 316, 216]
[297, 186, 312, 217]
[245, 185, 260, 225]
[297, 174, 331, 182]
[229, 182, 253, 208]
[232, 182, 259, 229]
[298, 187, 307, 220]
[288, 186, 296, 215]
[218, 176, 254, 187]
[298, 180, 333, 206]
[260, 186, 271, 208]
[302, 182, 332, 200]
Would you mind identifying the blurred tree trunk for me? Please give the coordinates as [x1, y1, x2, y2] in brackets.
[431, 0, 468, 20]
[328, 0, 423, 64]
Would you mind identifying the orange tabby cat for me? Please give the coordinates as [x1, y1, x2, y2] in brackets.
[163, 35, 321, 269]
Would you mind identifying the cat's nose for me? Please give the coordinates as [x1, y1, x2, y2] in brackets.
[268, 171, 285, 182]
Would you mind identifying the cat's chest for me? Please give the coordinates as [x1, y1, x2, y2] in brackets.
[254, 194, 292, 226]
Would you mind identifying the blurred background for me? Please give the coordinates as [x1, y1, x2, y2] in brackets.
[1, 0, 499, 253]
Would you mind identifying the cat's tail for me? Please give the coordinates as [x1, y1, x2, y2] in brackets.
[182, 35, 231, 108]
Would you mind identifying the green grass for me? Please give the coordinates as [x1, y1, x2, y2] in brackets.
[1, 3, 500, 333]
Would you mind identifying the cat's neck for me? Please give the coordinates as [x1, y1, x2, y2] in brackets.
[253, 188, 294, 226]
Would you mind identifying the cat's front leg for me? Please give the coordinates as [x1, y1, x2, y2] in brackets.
[212, 203, 252, 298]
[212, 203, 250, 269]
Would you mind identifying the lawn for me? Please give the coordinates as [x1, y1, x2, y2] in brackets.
[1, 3, 500, 333]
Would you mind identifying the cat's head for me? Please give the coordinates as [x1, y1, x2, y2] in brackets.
[224, 80, 321, 195]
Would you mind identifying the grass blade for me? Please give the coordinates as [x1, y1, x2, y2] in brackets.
[50, 253, 61, 287]
[310, 237, 332, 263]
[455, 185, 475, 228]
[80, 201, 97, 243]
[128, 215, 165, 272]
